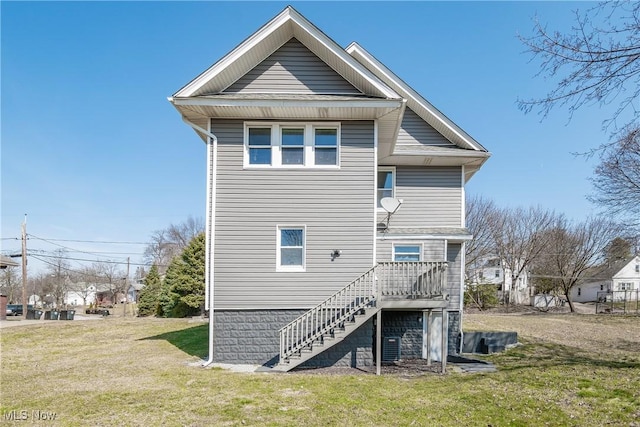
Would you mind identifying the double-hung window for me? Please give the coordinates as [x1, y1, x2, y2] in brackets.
[314, 128, 338, 165]
[393, 245, 421, 262]
[277, 226, 305, 271]
[377, 167, 395, 208]
[281, 128, 305, 165]
[247, 127, 272, 165]
[245, 123, 340, 168]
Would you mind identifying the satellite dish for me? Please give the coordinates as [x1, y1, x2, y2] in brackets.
[380, 197, 403, 214]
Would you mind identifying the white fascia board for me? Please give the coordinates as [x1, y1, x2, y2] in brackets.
[287, 9, 399, 99]
[173, 9, 293, 98]
[392, 150, 491, 159]
[347, 42, 488, 152]
[377, 234, 473, 242]
[170, 96, 403, 110]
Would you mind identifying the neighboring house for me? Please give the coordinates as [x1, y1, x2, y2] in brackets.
[468, 257, 531, 305]
[169, 6, 489, 372]
[0, 255, 19, 269]
[572, 256, 640, 303]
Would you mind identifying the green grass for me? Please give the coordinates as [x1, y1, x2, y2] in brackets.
[1, 315, 639, 426]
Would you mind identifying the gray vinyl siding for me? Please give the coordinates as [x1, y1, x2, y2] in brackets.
[396, 109, 455, 147]
[224, 38, 361, 94]
[376, 240, 446, 263]
[378, 166, 462, 228]
[212, 119, 375, 309]
[446, 243, 462, 310]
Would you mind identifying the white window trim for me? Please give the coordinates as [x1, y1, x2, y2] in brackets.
[377, 166, 396, 211]
[276, 225, 306, 272]
[392, 243, 423, 262]
[244, 122, 340, 169]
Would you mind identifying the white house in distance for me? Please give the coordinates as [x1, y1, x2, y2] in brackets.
[572, 256, 640, 303]
[467, 257, 531, 305]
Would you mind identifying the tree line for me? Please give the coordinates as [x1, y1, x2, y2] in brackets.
[465, 195, 638, 312]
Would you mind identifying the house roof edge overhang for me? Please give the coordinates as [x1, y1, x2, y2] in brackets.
[168, 95, 405, 151]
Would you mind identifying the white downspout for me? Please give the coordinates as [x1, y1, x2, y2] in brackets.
[181, 117, 217, 367]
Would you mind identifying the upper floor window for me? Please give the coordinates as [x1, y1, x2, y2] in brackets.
[377, 167, 395, 208]
[393, 244, 421, 262]
[245, 123, 340, 168]
[247, 127, 272, 165]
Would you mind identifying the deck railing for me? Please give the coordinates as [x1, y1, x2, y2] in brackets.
[278, 261, 448, 363]
[377, 261, 448, 299]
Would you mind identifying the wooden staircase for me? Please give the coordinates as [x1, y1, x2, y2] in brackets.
[271, 305, 380, 372]
[272, 261, 448, 372]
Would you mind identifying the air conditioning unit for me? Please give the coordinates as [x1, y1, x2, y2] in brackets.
[383, 336, 401, 361]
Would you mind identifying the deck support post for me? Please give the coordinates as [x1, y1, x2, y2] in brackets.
[426, 309, 432, 366]
[376, 309, 382, 376]
[441, 309, 448, 374]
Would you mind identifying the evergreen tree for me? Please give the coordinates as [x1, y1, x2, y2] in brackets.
[160, 233, 206, 317]
[137, 264, 161, 317]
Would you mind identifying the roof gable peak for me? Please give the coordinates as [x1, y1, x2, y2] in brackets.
[173, 6, 398, 99]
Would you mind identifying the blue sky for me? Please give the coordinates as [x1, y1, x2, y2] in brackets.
[1, 1, 613, 275]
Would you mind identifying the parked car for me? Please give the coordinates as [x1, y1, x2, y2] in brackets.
[6, 304, 33, 316]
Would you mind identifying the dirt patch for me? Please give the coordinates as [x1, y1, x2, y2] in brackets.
[290, 359, 445, 377]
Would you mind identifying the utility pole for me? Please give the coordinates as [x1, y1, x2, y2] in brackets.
[122, 257, 130, 317]
[21, 215, 28, 319]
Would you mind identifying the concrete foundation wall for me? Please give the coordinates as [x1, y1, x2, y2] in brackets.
[213, 310, 374, 368]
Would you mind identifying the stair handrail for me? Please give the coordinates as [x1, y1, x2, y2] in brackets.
[278, 260, 449, 364]
[279, 266, 377, 361]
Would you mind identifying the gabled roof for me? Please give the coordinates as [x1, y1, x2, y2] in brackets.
[346, 42, 489, 178]
[173, 6, 398, 99]
[583, 256, 640, 282]
[169, 6, 489, 176]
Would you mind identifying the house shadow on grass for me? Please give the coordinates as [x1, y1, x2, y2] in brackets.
[140, 324, 209, 359]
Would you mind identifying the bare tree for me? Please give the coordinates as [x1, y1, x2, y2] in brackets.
[144, 216, 204, 274]
[94, 262, 126, 305]
[47, 249, 71, 308]
[0, 266, 22, 303]
[519, 1, 640, 133]
[465, 195, 498, 278]
[542, 217, 623, 312]
[589, 125, 640, 225]
[491, 206, 560, 305]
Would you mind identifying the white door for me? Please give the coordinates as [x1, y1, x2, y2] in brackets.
[422, 311, 442, 362]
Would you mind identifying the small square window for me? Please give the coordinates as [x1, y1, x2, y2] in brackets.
[394, 245, 421, 262]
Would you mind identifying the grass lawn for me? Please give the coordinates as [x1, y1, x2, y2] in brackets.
[1, 314, 639, 426]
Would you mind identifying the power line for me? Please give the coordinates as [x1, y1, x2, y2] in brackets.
[28, 235, 148, 245]
[30, 252, 162, 268]
[26, 236, 141, 261]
